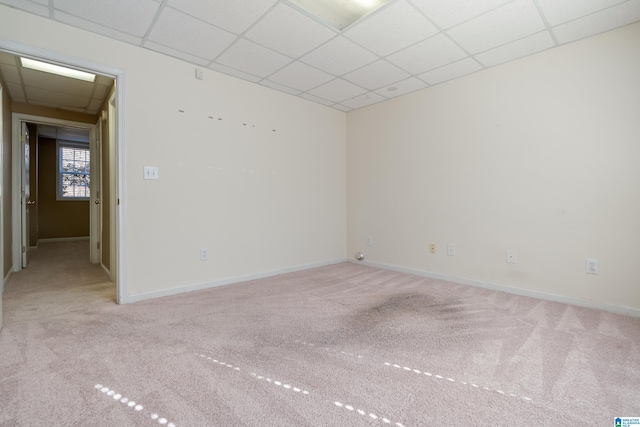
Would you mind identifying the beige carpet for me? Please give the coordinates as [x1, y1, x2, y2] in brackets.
[1, 241, 639, 426]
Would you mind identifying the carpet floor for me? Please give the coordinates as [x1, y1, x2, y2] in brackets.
[1, 241, 639, 426]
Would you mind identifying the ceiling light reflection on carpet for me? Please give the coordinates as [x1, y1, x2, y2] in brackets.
[288, 0, 392, 30]
[21, 57, 96, 82]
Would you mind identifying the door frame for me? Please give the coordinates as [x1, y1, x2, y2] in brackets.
[1, 39, 127, 304]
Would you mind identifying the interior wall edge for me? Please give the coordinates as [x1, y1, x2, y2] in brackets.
[120, 257, 348, 304]
[349, 258, 640, 318]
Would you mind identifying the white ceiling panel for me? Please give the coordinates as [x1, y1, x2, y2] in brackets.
[147, 8, 237, 61]
[144, 41, 211, 67]
[301, 36, 377, 76]
[552, 0, 640, 44]
[2, 0, 640, 112]
[343, 60, 410, 90]
[25, 86, 89, 108]
[22, 68, 94, 95]
[536, 0, 628, 26]
[52, 0, 160, 37]
[344, 0, 438, 56]
[87, 98, 103, 114]
[245, 3, 335, 58]
[216, 39, 292, 78]
[474, 31, 554, 67]
[167, 0, 277, 34]
[1, 0, 48, 16]
[387, 33, 467, 75]
[339, 92, 387, 109]
[7, 82, 25, 99]
[54, 10, 144, 45]
[417, 57, 482, 85]
[0, 64, 21, 84]
[0, 51, 17, 65]
[374, 76, 429, 98]
[410, 0, 511, 29]
[259, 80, 302, 96]
[446, 0, 545, 54]
[307, 78, 367, 103]
[208, 62, 262, 83]
[267, 61, 333, 92]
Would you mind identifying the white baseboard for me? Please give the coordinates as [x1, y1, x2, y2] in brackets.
[38, 236, 90, 243]
[349, 258, 640, 318]
[120, 258, 347, 304]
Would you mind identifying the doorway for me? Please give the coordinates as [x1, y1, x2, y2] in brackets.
[0, 41, 126, 303]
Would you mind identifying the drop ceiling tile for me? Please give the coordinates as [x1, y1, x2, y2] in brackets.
[387, 33, 467, 75]
[552, 0, 640, 44]
[7, 82, 25, 99]
[245, 3, 335, 58]
[54, 11, 144, 45]
[299, 93, 335, 106]
[339, 91, 387, 109]
[1, 0, 49, 16]
[417, 57, 482, 85]
[306, 78, 367, 103]
[88, 98, 103, 112]
[26, 86, 89, 108]
[216, 39, 292, 78]
[0, 51, 18, 66]
[142, 41, 209, 66]
[53, 0, 160, 37]
[95, 75, 114, 86]
[374, 76, 429, 98]
[446, 0, 545, 54]
[22, 68, 94, 96]
[331, 104, 352, 112]
[259, 80, 302, 96]
[300, 36, 377, 76]
[167, 0, 278, 34]
[342, 60, 410, 90]
[92, 83, 109, 99]
[474, 31, 555, 67]
[0, 64, 21, 84]
[147, 8, 236, 61]
[267, 61, 333, 92]
[536, 0, 628, 26]
[410, 0, 511, 29]
[344, 0, 438, 56]
[208, 62, 262, 83]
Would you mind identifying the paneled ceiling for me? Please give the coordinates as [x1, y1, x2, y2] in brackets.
[1, 0, 639, 112]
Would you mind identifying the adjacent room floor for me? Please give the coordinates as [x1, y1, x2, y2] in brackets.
[1, 241, 639, 426]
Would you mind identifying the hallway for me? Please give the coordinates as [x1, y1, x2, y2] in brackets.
[2, 240, 114, 325]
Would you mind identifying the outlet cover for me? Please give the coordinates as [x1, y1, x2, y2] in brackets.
[447, 244, 456, 256]
[366, 236, 373, 246]
[200, 248, 208, 261]
[506, 249, 517, 264]
[430, 243, 436, 254]
[586, 258, 599, 274]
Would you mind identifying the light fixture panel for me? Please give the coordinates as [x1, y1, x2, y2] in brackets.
[288, 0, 392, 30]
[21, 57, 96, 82]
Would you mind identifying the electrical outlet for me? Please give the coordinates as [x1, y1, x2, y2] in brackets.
[506, 249, 517, 264]
[586, 258, 599, 274]
[447, 244, 456, 256]
[200, 247, 208, 261]
[430, 243, 436, 254]
[366, 236, 373, 246]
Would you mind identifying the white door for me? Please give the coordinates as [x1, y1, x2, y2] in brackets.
[21, 122, 31, 268]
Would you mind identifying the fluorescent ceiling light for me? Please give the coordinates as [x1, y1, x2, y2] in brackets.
[288, 0, 392, 30]
[21, 57, 96, 82]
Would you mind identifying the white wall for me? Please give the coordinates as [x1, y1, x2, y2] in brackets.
[347, 22, 640, 312]
[0, 6, 346, 299]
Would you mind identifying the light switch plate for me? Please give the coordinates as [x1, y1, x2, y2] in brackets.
[144, 166, 159, 180]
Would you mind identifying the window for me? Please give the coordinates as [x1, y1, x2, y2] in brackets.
[57, 141, 90, 200]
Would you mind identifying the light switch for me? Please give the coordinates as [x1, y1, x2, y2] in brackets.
[144, 166, 159, 180]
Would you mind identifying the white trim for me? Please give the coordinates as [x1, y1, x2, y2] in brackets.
[349, 258, 640, 318]
[120, 258, 347, 304]
[0, 39, 127, 305]
[38, 236, 90, 243]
